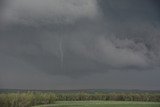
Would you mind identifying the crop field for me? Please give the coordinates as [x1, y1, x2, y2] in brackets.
[0, 90, 160, 107]
[34, 101, 160, 107]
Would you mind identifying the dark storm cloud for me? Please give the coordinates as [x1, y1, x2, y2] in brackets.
[0, 0, 103, 76]
[0, 0, 6, 25]
[0, 0, 160, 89]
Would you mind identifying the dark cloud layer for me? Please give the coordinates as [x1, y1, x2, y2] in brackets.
[0, 0, 160, 90]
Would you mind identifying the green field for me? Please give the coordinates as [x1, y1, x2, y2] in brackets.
[34, 101, 160, 107]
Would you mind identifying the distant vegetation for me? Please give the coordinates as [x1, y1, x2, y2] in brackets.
[55, 93, 160, 102]
[0, 90, 160, 107]
[0, 92, 56, 107]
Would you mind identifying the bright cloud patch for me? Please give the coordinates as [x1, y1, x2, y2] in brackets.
[3, 0, 100, 25]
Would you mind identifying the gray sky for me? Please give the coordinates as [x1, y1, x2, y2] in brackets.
[0, 0, 160, 90]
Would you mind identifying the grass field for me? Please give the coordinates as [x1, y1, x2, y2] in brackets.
[34, 101, 160, 107]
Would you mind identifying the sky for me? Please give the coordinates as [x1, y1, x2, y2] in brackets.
[0, 0, 160, 90]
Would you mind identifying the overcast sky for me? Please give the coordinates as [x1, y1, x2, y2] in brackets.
[0, 0, 160, 90]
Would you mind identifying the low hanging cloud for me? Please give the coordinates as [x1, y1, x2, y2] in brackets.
[72, 37, 148, 68]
